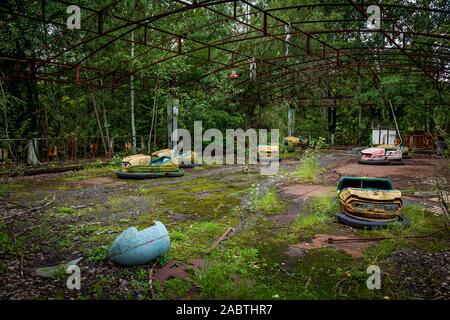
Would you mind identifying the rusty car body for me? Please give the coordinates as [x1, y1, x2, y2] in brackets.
[337, 176, 403, 222]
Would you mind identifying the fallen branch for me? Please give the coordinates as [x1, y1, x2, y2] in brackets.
[148, 262, 157, 299]
[0, 194, 55, 223]
[334, 275, 350, 297]
[279, 266, 299, 279]
[327, 229, 444, 244]
[71, 205, 87, 210]
[437, 186, 450, 227]
[206, 227, 234, 254]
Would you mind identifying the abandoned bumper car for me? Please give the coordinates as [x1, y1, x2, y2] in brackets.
[336, 176, 410, 229]
[358, 145, 409, 165]
[283, 136, 308, 152]
[116, 153, 184, 179]
[151, 148, 199, 168]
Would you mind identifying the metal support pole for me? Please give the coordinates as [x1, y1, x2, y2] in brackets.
[167, 98, 173, 148]
[167, 98, 179, 149]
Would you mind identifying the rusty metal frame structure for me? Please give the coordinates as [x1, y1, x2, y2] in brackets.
[0, 0, 448, 106]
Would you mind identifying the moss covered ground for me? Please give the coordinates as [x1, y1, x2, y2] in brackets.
[0, 153, 448, 300]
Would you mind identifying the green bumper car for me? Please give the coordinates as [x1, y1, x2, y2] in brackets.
[116, 155, 184, 179]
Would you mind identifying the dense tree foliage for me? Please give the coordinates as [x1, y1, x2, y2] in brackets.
[0, 0, 448, 157]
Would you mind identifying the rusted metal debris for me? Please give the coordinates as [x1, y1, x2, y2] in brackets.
[327, 229, 444, 244]
[291, 234, 376, 258]
[152, 261, 189, 282]
[1, 1, 447, 95]
[151, 259, 206, 282]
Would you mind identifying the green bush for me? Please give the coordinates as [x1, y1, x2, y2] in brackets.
[109, 154, 123, 167]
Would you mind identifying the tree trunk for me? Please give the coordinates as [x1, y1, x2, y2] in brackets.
[90, 90, 106, 155]
[148, 81, 158, 154]
[100, 79, 111, 157]
[130, 31, 137, 154]
[0, 78, 10, 141]
[328, 107, 337, 146]
[153, 105, 158, 149]
[86, 71, 106, 155]
[102, 104, 111, 156]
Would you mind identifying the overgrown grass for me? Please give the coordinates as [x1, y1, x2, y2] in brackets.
[169, 218, 239, 260]
[308, 194, 339, 215]
[194, 247, 259, 299]
[292, 195, 339, 231]
[402, 204, 442, 234]
[358, 203, 445, 239]
[294, 213, 330, 229]
[293, 154, 325, 182]
[254, 188, 284, 214]
[293, 138, 326, 182]
[191, 242, 398, 299]
[360, 203, 449, 262]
